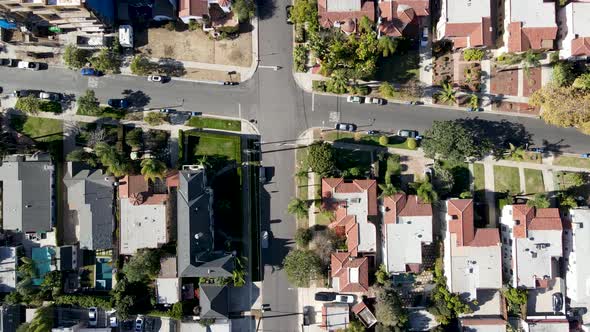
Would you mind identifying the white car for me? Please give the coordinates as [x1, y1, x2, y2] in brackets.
[346, 95, 364, 104]
[88, 307, 98, 327]
[17, 61, 39, 70]
[148, 75, 163, 83]
[421, 27, 429, 47]
[367, 97, 385, 105]
[334, 294, 355, 304]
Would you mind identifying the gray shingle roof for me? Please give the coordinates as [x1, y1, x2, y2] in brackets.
[177, 167, 234, 278]
[0, 154, 54, 233]
[64, 162, 115, 250]
[199, 284, 229, 319]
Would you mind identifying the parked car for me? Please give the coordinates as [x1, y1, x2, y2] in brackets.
[17, 61, 39, 71]
[39, 92, 63, 101]
[367, 97, 385, 105]
[334, 294, 355, 304]
[420, 27, 429, 47]
[80, 68, 101, 76]
[12, 89, 43, 98]
[397, 129, 420, 139]
[286, 5, 293, 24]
[366, 130, 379, 135]
[0, 58, 16, 66]
[529, 147, 545, 153]
[223, 81, 239, 86]
[190, 111, 202, 116]
[159, 108, 174, 114]
[135, 315, 144, 332]
[581, 153, 590, 158]
[314, 292, 337, 301]
[553, 293, 563, 312]
[108, 98, 129, 109]
[335, 122, 357, 132]
[261, 231, 269, 249]
[346, 95, 365, 104]
[109, 316, 118, 328]
[147, 75, 163, 83]
[467, 107, 483, 112]
[410, 100, 424, 105]
[88, 307, 98, 327]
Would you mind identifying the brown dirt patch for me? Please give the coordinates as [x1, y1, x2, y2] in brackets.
[433, 52, 454, 84]
[182, 68, 241, 82]
[522, 67, 542, 97]
[492, 101, 540, 115]
[490, 65, 518, 96]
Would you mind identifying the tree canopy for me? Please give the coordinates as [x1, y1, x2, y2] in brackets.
[283, 249, 322, 287]
[422, 120, 488, 162]
[288, 198, 309, 219]
[130, 55, 156, 76]
[140, 158, 167, 183]
[63, 45, 88, 69]
[526, 193, 550, 208]
[90, 48, 121, 74]
[77, 89, 101, 116]
[530, 83, 590, 133]
[290, 0, 317, 24]
[307, 141, 335, 176]
[375, 286, 408, 328]
[121, 249, 161, 283]
[232, 0, 255, 22]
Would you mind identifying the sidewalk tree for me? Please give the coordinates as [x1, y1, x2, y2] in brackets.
[130, 55, 156, 76]
[530, 83, 590, 130]
[526, 193, 550, 208]
[422, 120, 486, 162]
[306, 141, 335, 176]
[325, 70, 349, 94]
[140, 158, 167, 183]
[375, 286, 408, 328]
[232, 0, 255, 22]
[291, 0, 317, 24]
[77, 89, 101, 115]
[295, 228, 313, 247]
[27, 305, 54, 332]
[63, 44, 88, 69]
[283, 249, 322, 287]
[288, 198, 308, 219]
[90, 48, 121, 74]
[551, 61, 575, 87]
[15, 96, 41, 114]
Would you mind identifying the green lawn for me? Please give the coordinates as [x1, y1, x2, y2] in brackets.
[376, 50, 420, 84]
[334, 147, 373, 171]
[322, 131, 417, 150]
[473, 163, 485, 194]
[185, 131, 241, 163]
[494, 165, 521, 194]
[187, 116, 242, 132]
[555, 171, 585, 191]
[11, 116, 63, 142]
[553, 156, 590, 169]
[524, 169, 545, 194]
[295, 147, 309, 201]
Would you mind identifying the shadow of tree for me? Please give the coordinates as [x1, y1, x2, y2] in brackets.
[256, 0, 278, 21]
[122, 90, 151, 109]
[157, 58, 187, 77]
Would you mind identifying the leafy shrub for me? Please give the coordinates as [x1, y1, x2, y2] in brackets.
[379, 135, 388, 145]
[165, 21, 177, 31]
[312, 80, 327, 92]
[462, 48, 485, 61]
[295, 24, 306, 43]
[54, 295, 113, 309]
[295, 228, 313, 247]
[379, 82, 398, 99]
[407, 138, 417, 149]
[348, 85, 370, 96]
[294, 44, 308, 72]
[188, 19, 201, 31]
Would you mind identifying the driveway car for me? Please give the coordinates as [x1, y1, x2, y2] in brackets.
[367, 97, 385, 105]
[314, 292, 337, 301]
[148, 75, 163, 83]
[346, 95, 364, 104]
[335, 123, 357, 132]
[135, 315, 144, 332]
[17, 61, 39, 70]
[286, 6, 293, 24]
[335, 294, 355, 304]
[261, 230, 269, 249]
[39, 92, 62, 101]
[397, 129, 420, 139]
[420, 27, 429, 47]
[81, 68, 100, 76]
[553, 293, 563, 312]
[108, 99, 129, 109]
[88, 307, 98, 327]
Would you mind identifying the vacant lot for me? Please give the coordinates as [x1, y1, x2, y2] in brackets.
[139, 27, 252, 67]
[494, 165, 521, 194]
[524, 169, 544, 194]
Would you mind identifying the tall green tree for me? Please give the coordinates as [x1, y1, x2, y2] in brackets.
[94, 142, 130, 177]
[422, 120, 488, 162]
[325, 70, 349, 94]
[77, 89, 101, 115]
[282, 249, 322, 287]
[416, 181, 438, 203]
[140, 158, 167, 183]
[306, 141, 335, 176]
[526, 193, 550, 208]
[378, 36, 397, 57]
[122, 249, 161, 283]
[573, 72, 590, 89]
[28, 305, 54, 332]
[375, 286, 408, 328]
[358, 16, 373, 34]
[232, 0, 255, 22]
[90, 48, 121, 74]
[291, 0, 317, 24]
[63, 45, 88, 69]
[288, 198, 309, 219]
[378, 183, 401, 198]
[67, 149, 98, 167]
[125, 128, 143, 150]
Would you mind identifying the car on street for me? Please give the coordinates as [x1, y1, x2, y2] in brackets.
[467, 107, 483, 112]
[0, 58, 18, 67]
[159, 108, 174, 114]
[314, 292, 337, 301]
[581, 153, 590, 158]
[223, 81, 239, 86]
[366, 130, 379, 135]
[529, 147, 545, 153]
[553, 293, 563, 312]
[190, 111, 202, 117]
[334, 294, 355, 304]
[148, 75, 163, 83]
[88, 307, 98, 327]
[420, 27, 429, 47]
[81, 68, 100, 76]
[397, 129, 420, 139]
[39, 92, 63, 101]
[17, 61, 39, 71]
[261, 230, 269, 249]
[108, 98, 129, 109]
[12, 89, 43, 98]
[286, 5, 293, 24]
[335, 122, 357, 132]
[346, 95, 365, 104]
[135, 315, 144, 332]
[410, 100, 424, 105]
[367, 97, 385, 105]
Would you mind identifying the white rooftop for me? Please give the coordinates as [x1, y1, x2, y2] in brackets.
[385, 215, 432, 273]
[447, 0, 491, 23]
[515, 229, 562, 289]
[326, 0, 361, 12]
[527, 277, 565, 315]
[0, 247, 17, 292]
[464, 289, 503, 317]
[120, 198, 167, 255]
[569, 2, 590, 37]
[156, 278, 180, 304]
[510, 0, 556, 28]
[333, 191, 376, 253]
[566, 208, 590, 303]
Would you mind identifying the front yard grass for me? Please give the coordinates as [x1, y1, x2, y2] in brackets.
[334, 147, 373, 171]
[494, 165, 521, 194]
[376, 49, 420, 84]
[473, 163, 485, 196]
[524, 169, 545, 194]
[553, 156, 590, 169]
[186, 116, 242, 132]
[185, 131, 241, 163]
[11, 116, 63, 142]
[322, 131, 417, 150]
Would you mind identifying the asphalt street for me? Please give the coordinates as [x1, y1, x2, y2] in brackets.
[1, 3, 590, 331]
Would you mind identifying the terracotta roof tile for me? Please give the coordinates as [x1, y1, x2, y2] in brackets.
[330, 252, 369, 292]
[347, 223, 359, 256]
[318, 0, 375, 29]
[572, 37, 590, 57]
[508, 22, 557, 52]
[179, 0, 209, 17]
[469, 228, 500, 247]
[397, 0, 428, 16]
[447, 199, 474, 246]
[398, 195, 433, 217]
[442, 18, 493, 48]
[383, 194, 406, 224]
[119, 175, 149, 198]
[351, 301, 367, 314]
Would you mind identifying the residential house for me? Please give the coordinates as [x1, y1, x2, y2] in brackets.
[330, 252, 369, 292]
[435, 0, 494, 48]
[156, 256, 180, 305]
[178, 0, 237, 30]
[564, 208, 590, 324]
[0, 0, 114, 34]
[351, 300, 377, 328]
[558, 0, 590, 58]
[377, 0, 429, 38]
[321, 303, 350, 331]
[444, 199, 504, 326]
[317, 0, 375, 34]
[504, 0, 557, 52]
[0, 247, 18, 293]
[64, 162, 114, 251]
[119, 175, 171, 255]
[0, 154, 54, 234]
[521, 319, 569, 332]
[0, 305, 23, 332]
[198, 284, 230, 320]
[382, 194, 433, 274]
[177, 166, 234, 278]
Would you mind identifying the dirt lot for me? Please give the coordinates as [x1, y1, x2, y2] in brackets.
[183, 68, 241, 82]
[138, 27, 252, 67]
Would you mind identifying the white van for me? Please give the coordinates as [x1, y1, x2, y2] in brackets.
[118, 25, 133, 48]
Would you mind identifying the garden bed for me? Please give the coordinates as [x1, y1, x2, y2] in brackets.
[321, 131, 418, 150]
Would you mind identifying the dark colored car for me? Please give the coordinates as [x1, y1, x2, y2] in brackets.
[397, 129, 420, 139]
[367, 130, 379, 135]
[190, 111, 202, 116]
[286, 5, 293, 24]
[108, 98, 129, 109]
[553, 293, 563, 312]
[314, 292, 337, 301]
[303, 306, 312, 326]
[81, 68, 100, 76]
[0, 58, 11, 66]
[13, 89, 43, 98]
[335, 122, 357, 132]
[529, 147, 545, 153]
[223, 81, 239, 86]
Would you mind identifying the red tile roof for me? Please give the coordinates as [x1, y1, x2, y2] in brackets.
[351, 301, 367, 314]
[322, 178, 377, 216]
[383, 194, 432, 223]
[378, 1, 417, 37]
[443, 17, 494, 48]
[397, 0, 429, 16]
[470, 228, 500, 247]
[447, 199, 475, 246]
[119, 175, 149, 199]
[398, 195, 433, 217]
[507, 22, 557, 52]
[512, 204, 535, 238]
[331, 252, 369, 292]
[179, 0, 209, 17]
[572, 37, 590, 57]
[318, 0, 375, 29]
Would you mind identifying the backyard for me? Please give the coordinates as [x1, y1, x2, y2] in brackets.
[494, 165, 521, 194]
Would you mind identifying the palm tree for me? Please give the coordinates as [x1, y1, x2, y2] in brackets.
[107, 159, 130, 177]
[526, 193, 550, 208]
[417, 181, 439, 203]
[140, 158, 167, 183]
[378, 183, 402, 198]
[288, 198, 309, 219]
[94, 142, 117, 165]
[436, 82, 456, 105]
[328, 70, 349, 94]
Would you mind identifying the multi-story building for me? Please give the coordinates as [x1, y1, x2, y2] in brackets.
[565, 207, 590, 326]
[503, 0, 557, 52]
[558, 0, 590, 59]
[435, 0, 494, 49]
